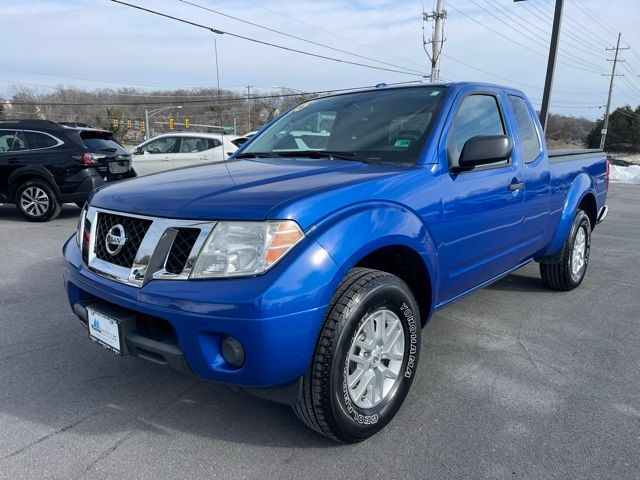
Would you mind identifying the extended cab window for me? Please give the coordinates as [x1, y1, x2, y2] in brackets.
[448, 94, 506, 167]
[508, 95, 542, 163]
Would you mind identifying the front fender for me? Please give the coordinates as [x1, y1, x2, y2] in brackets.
[307, 202, 438, 315]
[539, 172, 594, 259]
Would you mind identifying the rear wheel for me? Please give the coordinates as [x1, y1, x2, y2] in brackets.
[539, 210, 591, 291]
[15, 180, 61, 222]
[293, 268, 421, 443]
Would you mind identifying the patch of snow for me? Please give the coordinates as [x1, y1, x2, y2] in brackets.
[610, 164, 640, 185]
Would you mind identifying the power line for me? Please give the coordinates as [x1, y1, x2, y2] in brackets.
[446, 2, 604, 74]
[5, 81, 426, 107]
[463, 0, 605, 73]
[176, 0, 426, 76]
[504, 0, 605, 57]
[239, 0, 427, 71]
[532, 0, 610, 51]
[109, 0, 428, 78]
[566, 0, 618, 43]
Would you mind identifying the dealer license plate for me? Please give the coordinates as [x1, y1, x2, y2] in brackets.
[87, 306, 122, 354]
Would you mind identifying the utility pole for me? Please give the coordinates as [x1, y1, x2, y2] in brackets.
[600, 32, 628, 150]
[538, 0, 563, 132]
[423, 0, 446, 82]
[246, 85, 253, 133]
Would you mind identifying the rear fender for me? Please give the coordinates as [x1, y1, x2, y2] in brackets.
[307, 202, 438, 318]
[538, 173, 594, 260]
[8, 166, 61, 201]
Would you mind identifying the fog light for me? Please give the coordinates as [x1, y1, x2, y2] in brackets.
[221, 336, 245, 369]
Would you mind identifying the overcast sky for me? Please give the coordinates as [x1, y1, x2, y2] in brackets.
[3, 0, 640, 120]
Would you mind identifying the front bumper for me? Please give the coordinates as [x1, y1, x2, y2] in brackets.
[62, 235, 339, 391]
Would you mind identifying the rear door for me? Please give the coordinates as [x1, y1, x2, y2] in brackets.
[0, 130, 18, 195]
[172, 136, 214, 169]
[440, 90, 525, 301]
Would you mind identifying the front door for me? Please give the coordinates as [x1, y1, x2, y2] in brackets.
[133, 136, 180, 175]
[440, 91, 525, 301]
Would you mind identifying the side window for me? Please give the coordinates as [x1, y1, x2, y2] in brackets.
[180, 137, 210, 153]
[208, 138, 222, 149]
[141, 137, 180, 154]
[0, 130, 16, 152]
[448, 94, 506, 166]
[12, 131, 29, 151]
[508, 95, 542, 163]
[23, 131, 59, 149]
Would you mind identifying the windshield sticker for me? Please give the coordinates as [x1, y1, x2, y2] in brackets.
[430, 90, 441, 96]
[394, 139, 411, 148]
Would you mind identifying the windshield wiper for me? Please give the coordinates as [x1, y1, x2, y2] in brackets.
[233, 152, 275, 159]
[99, 147, 117, 152]
[274, 150, 364, 162]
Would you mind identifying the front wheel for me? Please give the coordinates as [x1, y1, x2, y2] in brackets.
[539, 209, 591, 291]
[293, 268, 421, 442]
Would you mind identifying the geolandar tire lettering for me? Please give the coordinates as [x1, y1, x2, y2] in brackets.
[293, 268, 422, 443]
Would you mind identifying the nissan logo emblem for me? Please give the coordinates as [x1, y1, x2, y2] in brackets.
[105, 224, 127, 256]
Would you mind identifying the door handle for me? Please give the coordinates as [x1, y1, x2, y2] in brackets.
[508, 181, 524, 191]
[8, 158, 23, 165]
[161, 158, 171, 162]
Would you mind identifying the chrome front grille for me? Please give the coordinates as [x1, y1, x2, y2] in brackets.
[94, 212, 152, 267]
[83, 207, 216, 287]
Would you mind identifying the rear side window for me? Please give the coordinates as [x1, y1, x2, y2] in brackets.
[180, 137, 211, 153]
[0, 130, 16, 152]
[12, 131, 28, 151]
[81, 132, 124, 153]
[24, 131, 59, 149]
[508, 95, 542, 163]
[448, 94, 505, 165]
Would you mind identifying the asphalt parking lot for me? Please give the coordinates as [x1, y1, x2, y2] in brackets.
[0, 184, 638, 480]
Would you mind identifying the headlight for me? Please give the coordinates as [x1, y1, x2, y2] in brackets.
[190, 220, 304, 278]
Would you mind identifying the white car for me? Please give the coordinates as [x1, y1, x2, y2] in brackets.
[132, 133, 237, 176]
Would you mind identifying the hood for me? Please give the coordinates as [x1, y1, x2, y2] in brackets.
[89, 158, 408, 224]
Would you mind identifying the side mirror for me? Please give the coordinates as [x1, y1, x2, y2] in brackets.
[455, 135, 513, 170]
[133, 147, 142, 155]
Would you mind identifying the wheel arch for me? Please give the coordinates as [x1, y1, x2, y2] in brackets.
[8, 166, 60, 201]
[309, 203, 438, 326]
[538, 173, 596, 260]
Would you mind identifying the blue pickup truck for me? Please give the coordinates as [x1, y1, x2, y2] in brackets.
[63, 82, 608, 442]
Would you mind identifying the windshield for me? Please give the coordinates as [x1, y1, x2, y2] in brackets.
[242, 86, 447, 165]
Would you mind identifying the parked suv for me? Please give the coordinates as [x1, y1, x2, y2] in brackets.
[0, 120, 135, 221]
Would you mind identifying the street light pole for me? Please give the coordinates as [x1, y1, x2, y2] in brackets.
[144, 105, 182, 139]
[515, 0, 563, 132]
[539, 0, 563, 132]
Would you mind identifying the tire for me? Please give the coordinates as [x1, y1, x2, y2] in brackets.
[293, 268, 421, 443]
[15, 180, 61, 222]
[539, 210, 591, 291]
